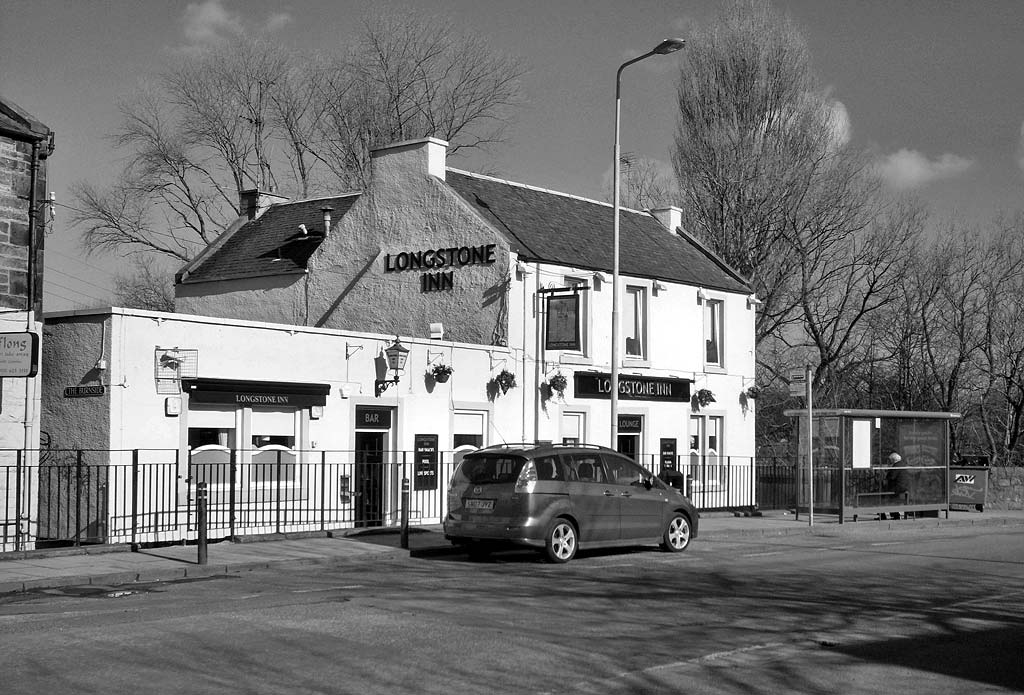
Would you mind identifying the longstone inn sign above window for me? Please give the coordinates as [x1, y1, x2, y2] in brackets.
[574, 372, 691, 402]
[182, 378, 330, 407]
[384, 243, 497, 293]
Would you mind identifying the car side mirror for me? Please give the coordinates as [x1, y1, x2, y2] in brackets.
[643, 477, 653, 490]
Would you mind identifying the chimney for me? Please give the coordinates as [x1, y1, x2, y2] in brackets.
[650, 206, 683, 234]
[239, 189, 289, 220]
[321, 206, 333, 236]
[369, 137, 449, 185]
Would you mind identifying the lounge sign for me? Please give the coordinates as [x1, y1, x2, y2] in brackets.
[574, 373, 690, 402]
[384, 243, 497, 293]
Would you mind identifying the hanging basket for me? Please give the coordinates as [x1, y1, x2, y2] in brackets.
[695, 388, 716, 409]
[492, 369, 517, 395]
[548, 372, 568, 396]
[431, 363, 453, 383]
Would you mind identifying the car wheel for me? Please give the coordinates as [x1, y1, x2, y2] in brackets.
[661, 513, 691, 552]
[544, 519, 577, 563]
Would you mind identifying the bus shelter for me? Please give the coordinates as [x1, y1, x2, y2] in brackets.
[784, 409, 961, 522]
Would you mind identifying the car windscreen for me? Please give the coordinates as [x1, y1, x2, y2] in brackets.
[454, 454, 527, 485]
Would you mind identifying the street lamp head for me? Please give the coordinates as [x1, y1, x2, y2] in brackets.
[653, 38, 685, 54]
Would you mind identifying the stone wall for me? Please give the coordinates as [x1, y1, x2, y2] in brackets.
[987, 466, 1024, 510]
[0, 134, 44, 310]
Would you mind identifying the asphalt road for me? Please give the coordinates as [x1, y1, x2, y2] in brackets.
[1, 526, 1022, 694]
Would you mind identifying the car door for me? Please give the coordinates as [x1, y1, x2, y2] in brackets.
[563, 452, 619, 542]
[604, 454, 668, 540]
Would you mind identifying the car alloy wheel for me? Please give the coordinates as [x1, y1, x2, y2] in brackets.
[662, 514, 691, 552]
[544, 519, 577, 563]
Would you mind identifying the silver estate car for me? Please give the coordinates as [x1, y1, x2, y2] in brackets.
[443, 442, 699, 563]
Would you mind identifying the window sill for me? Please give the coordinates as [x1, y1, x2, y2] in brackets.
[623, 358, 651, 369]
[704, 365, 726, 374]
[559, 354, 593, 366]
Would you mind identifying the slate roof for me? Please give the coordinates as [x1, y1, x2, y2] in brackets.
[179, 169, 749, 294]
[0, 95, 51, 142]
[179, 194, 359, 284]
[444, 171, 749, 293]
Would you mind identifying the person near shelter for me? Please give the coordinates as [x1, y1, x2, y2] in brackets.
[886, 452, 910, 519]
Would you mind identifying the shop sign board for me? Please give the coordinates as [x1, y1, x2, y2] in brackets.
[660, 438, 677, 471]
[64, 385, 105, 398]
[0, 332, 39, 378]
[573, 373, 690, 402]
[414, 434, 439, 491]
[356, 406, 392, 430]
[545, 293, 581, 351]
[618, 414, 642, 433]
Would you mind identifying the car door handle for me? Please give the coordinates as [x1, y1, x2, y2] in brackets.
[604, 490, 615, 496]
[619, 492, 632, 497]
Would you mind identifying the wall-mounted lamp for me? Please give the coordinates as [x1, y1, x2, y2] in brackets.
[429, 322, 444, 340]
[653, 281, 668, 296]
[747, 294, 763, 308]
[515, 260, 532, 278]
[696, 287, 709, 303]
[375, 337, 410, 397]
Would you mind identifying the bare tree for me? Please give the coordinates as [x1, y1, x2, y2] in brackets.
[672, 0, 874, 347]
[113, 256, 176, 312]
[310, 14, 527, 189]
[71, 15, 525, 262]
[610, 154, 680, 211]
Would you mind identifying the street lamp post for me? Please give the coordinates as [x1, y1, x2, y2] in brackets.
[610, 38, 685, 450]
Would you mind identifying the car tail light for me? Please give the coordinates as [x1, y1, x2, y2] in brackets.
[514, 461, 538, 493]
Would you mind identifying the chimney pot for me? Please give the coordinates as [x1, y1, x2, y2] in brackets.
[321, 206, 334, 236]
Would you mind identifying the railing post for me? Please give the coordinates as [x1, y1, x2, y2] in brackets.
[131, 449, 139, 550]
[320, 450, 327, 532]
[275, 450, 282, 535]
[400, 450, 410, 550]
[229, 450, 237, 540]
[197, 481, 208, 565]
[14, 448, 23, 552]
[75, 450, 83, 547]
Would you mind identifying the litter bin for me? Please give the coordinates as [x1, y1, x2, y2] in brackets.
[949, 465, 988, 512]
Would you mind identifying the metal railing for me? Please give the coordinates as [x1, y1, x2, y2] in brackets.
[2, 448, 764, 552]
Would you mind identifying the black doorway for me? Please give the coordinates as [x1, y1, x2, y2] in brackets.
[355, 432, 385, 527]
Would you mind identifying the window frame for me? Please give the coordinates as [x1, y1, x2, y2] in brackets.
[704, 297, 724, 369]
[624, 285, 648, 360]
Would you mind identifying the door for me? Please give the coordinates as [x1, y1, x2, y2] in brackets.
[604, 454, 666, 540]
[564, 452, 619, 542]
[355, 432, 385, 527]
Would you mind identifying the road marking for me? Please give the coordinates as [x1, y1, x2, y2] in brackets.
[870, 541, 904, 546]
[293, 585, 363, 593]
[742, 551, 786, 557]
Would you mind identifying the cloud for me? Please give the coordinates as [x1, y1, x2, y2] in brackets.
[182, 0, 243, 43]
[826, 100, 851, 149]
[181, 1, 290, 45]
[876, 149, 974, 190]
[264, 12, 293, 33]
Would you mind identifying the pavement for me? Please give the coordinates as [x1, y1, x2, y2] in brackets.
[2, 508, 1023, 595]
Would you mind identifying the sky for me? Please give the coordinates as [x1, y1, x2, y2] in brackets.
[3, 0, 1023, 312]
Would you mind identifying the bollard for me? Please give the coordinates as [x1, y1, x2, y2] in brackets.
[197, 481, 208, 566]
[686, 474, 693, 498]
[400, 477, 410, 550]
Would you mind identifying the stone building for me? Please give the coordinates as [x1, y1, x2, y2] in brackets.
[0, 95, 53, 550]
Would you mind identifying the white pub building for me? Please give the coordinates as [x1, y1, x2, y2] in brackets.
[38, 138, 757, 546]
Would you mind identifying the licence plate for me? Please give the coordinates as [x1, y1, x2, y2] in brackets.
[465, 498, 494, 511]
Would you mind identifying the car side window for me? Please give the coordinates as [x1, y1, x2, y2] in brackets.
[533, 455, 564, 481]
[565, 453, 606, 483]
[606, 455, 652, 487]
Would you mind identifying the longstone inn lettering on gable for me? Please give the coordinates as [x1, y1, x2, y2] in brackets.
[384, 243, 497, 293]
